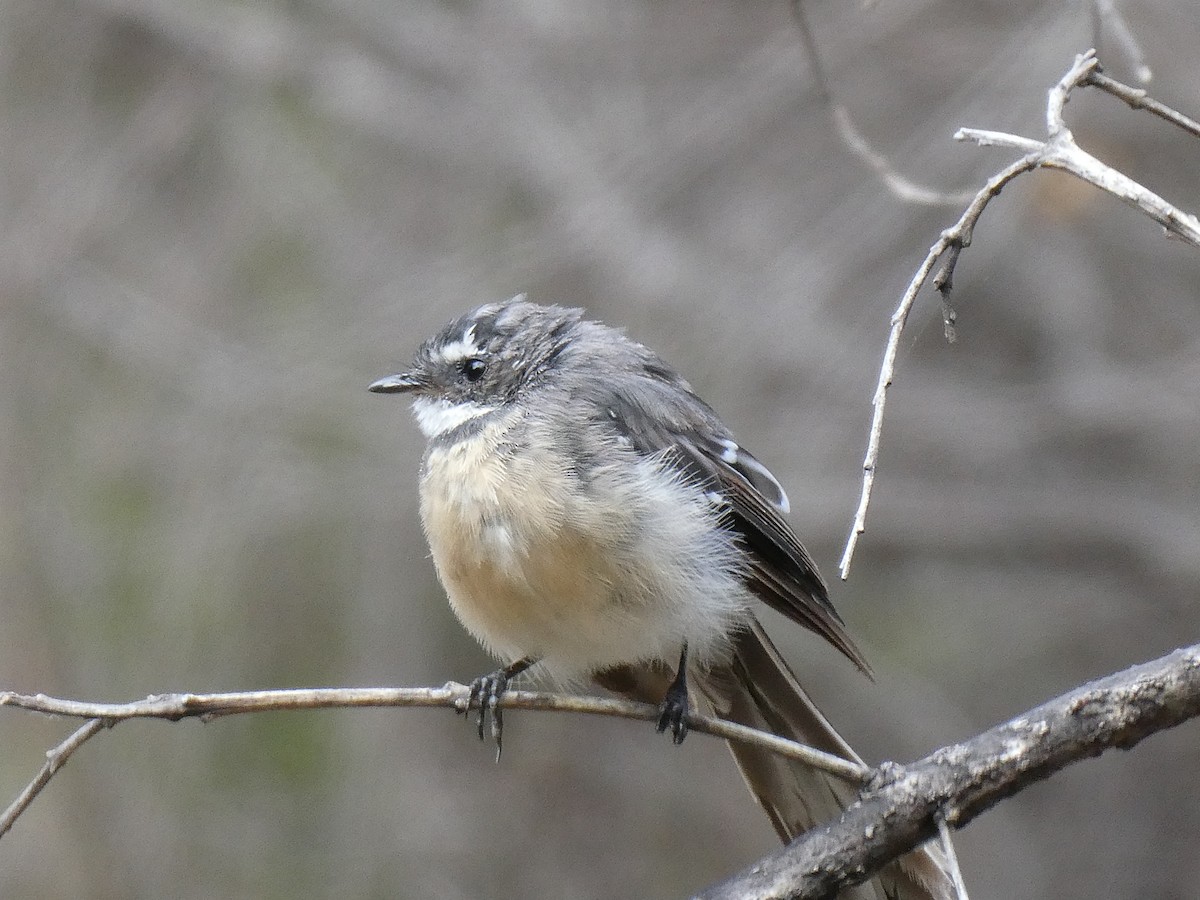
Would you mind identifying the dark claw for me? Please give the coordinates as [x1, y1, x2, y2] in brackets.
[656, 686, 689, 744]
[461, 668, 511, 757]
[456, 658, 536, 759]
[657, 643, 691, 744]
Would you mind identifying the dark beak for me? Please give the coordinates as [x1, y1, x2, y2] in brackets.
[368, 372, 425, 394]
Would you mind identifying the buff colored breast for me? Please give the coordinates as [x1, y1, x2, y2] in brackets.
[418, 416, 636, 673]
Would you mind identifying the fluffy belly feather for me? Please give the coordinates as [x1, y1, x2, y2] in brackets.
[418, 420, 747, 677]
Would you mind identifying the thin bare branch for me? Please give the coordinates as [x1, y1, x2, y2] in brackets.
[0, 684, 866, 839]
[1086, 69, 1200, 139]
[701, 643, 1200, 899]
[0, 719, 106, 840]
[839, 49, 1200, 577]
[839, 154, 1038, 577]
[9, 640, 1200, 893]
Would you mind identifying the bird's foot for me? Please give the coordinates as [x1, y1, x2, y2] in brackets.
[459, 669, 510, 756]
[656, 643, 691, 744]
[457, 657, 536, 759]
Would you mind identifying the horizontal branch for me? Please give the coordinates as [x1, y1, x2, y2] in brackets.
[8, 644, 1200, 896]
[701, 643, 1200, 900]
[0, 684, 848, 781]
[0, 682, 866, 840]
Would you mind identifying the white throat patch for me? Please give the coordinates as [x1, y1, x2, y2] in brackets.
[412, 396, 497, 438]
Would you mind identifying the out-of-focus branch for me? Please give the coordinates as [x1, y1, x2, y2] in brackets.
[701, 643, 1200, 900]
[790, 0, 976, 206]
[1089, 0, 1153, 84]
[0, 683, 864, 839]
[840, 50, 1200, 577]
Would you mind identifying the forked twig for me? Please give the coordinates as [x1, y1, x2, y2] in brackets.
[840, 50, 1200, 577]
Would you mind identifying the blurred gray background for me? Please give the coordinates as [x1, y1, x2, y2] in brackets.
[1, 1, 1197, 898]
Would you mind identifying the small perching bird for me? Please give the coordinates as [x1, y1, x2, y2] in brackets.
[370, 296, 961, 900]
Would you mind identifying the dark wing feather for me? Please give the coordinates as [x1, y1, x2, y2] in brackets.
[678, 435, 872, 675]
[590, 373, 871, 675]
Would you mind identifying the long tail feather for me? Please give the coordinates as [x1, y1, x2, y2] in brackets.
[692, 620, 962, 900]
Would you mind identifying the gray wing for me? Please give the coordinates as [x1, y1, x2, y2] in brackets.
[586, 371, 871, 675]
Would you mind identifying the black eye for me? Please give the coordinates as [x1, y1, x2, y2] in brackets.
[461, 358, 486, 382]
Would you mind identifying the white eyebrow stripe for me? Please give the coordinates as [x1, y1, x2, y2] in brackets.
[411, 396, 497, 438]
[435, 323, 480, 364]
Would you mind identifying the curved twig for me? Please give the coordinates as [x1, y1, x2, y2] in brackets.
[790, 0, 976, 206]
